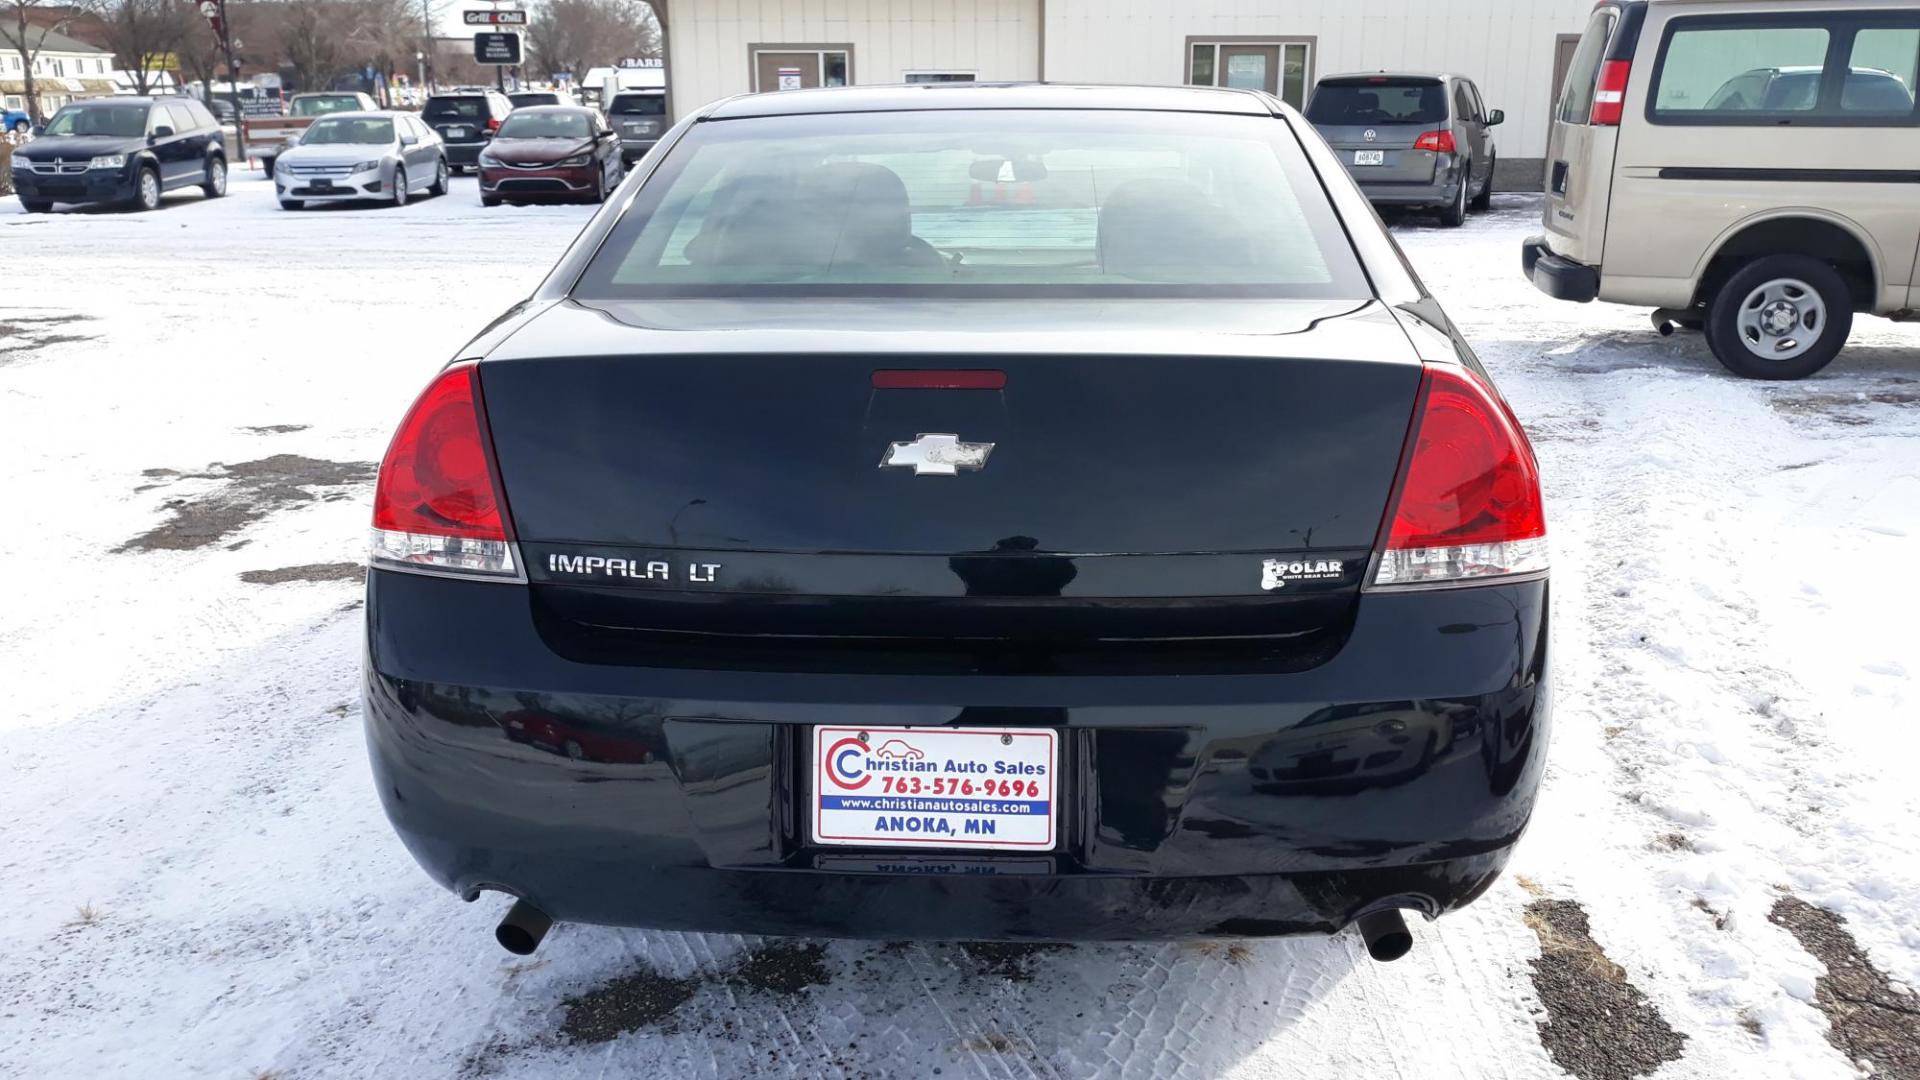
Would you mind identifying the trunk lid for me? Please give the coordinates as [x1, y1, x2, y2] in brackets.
[477, 299, 1422, 664]
[1307, 76, 1448, 184]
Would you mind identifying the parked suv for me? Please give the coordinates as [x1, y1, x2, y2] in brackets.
[421, 89, 514, 172]
[606, 90, 667, 164]
[8, 96, 226, 213]
[1307, 72, 1502, 226]
[1524, 0, 1920, 379]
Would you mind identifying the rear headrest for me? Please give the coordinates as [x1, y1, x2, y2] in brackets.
[802, 162, 916, 258]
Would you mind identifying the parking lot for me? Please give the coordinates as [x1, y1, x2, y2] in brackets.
[3, 170, 1918, 1079]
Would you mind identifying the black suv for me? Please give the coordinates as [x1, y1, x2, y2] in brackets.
[10, 96, 227, 213]
[422, 90, 514, 172]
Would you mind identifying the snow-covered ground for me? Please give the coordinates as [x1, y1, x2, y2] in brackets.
[2, 175, 1916, 1080]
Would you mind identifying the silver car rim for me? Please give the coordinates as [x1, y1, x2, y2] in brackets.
[139, 171, 159, 209]
[394, 168, 407, 206]
[209, 160, 225, 195]
[1736, 277, 1826, 361]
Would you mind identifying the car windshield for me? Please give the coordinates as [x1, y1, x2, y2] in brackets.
[291, 95, 364, 117]
[498, 111, 592, 139]
[608, 94, 666, 116]
[303, 117, 394, 145]
[1307, 80, 1447, 125]
[575, 108, 1367, 299]
[43, 104, 148, 137]
[424, 97, 486, 120]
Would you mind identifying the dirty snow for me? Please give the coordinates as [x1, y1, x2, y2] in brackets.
[2, 175, 1917, 1079]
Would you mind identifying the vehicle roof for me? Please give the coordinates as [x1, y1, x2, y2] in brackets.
[703, 82, 1275, 119]
[304, 110, 407, 119]
[508, 104, 595, 113]
[1317, 71, 1460, 84]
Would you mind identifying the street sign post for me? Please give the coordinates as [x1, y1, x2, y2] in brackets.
[473, 32, 522, 65]
[464, 9, 526, 25]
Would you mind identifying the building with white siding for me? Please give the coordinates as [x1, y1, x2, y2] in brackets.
[659, 0, 1600, 187]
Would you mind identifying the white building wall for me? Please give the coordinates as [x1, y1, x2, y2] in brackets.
[1043, 0, 1596, 160]
[665, 0, 1041, 117]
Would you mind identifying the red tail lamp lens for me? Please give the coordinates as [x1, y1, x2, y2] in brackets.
[1386, 368, 1545, 551]
[372, 364, 510, 541]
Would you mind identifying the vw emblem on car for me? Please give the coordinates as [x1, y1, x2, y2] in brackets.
[879, 433, 994, 476]
[1363, 128, 1377, 142]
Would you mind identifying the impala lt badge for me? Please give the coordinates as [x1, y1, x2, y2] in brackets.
[880, 433, 994, 476]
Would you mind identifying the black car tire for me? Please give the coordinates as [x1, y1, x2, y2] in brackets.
[11, 119, 28, 134]
[482, 195, 500, 207]
[1438, 167, 1468, 227]
[1706, 255, 1853, 380]
[391, 166, 408, 207]
[202, 155, 227, 199]
[428, 158, 448, 196]
[21, 199, 52, 213]
[279, 199, 302, 211]
[1470, 154, 1494, 212]
[260, 155, 276, 176]
[132, 165, 161, 212]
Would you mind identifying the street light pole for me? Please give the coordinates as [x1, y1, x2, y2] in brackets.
[198, 0, 246, 161]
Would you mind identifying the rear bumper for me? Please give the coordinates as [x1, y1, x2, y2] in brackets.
[444, 142, 488, 167]
[1353, 179, 1457, 207]
[1523, 235, 1600, 303]
[617, 137, 658, 163]
[364, 569, 1551, 941]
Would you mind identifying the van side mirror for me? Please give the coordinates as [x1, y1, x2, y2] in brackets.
[30, 123, 44, 136]
[1487, 109, 1504, 126]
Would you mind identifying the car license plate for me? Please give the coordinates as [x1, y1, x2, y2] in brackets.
[812, 726, 1057, 851]
[447, 126, 468, 138]
[1354, 150, 1385, 166]
[311, 179, 334, 190]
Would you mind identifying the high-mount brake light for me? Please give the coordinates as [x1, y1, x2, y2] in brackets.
[368, 363, 521, 579]
[1590, 60, 1632, 126]
[1371, 367, 1547, 588]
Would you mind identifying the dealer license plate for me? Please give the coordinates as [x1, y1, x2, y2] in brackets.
[812, 726, 1057, 851]
[1354, 150, 1385, 166]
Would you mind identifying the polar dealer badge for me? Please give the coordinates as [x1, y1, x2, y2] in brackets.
[812, 727, 1057, 850]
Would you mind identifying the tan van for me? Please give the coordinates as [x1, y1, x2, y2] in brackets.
[1523, 0, 1920, 378]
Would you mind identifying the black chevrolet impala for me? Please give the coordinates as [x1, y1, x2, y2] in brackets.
[363, 83, 1549, 961]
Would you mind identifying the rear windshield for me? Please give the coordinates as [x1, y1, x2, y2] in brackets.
[291, 95, 363, 117]
[1307, 80, 1446, 125]
[510, 93, 563, 108]
[424, 97, 487, 120]
[1559, 7, 1620, 124]
[574, 109, 1368, 300]
[609, 93, 666, 116]
[498, 111, 593, 139]
[44, 104, 148, 138]
[303, 117, 393, 145]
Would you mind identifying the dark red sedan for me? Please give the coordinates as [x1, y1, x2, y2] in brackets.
[477, 105, 623, 206]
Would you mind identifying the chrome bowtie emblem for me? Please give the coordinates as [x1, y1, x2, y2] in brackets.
[880, 433, 994, 476]
[1363, 128, 1378, 142]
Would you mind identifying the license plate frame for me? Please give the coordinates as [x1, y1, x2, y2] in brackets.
[1354, 150, 1386, 166]
[811, 726, 1058, 851]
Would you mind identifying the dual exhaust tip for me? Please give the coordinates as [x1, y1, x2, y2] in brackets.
[491, 898, 1414, 962]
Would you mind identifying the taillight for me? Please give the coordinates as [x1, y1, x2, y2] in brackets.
[1590, 59, 1632, 125]
[369, 363, 521, 579]
[1413, 129, 1457, 154]
[1372, 367, 1547, 588]
[486, 117, 502, 133]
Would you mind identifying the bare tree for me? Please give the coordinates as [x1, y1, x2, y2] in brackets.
[278, 0, 342, 91]
[524, 0, 655, 82]
[2, 0, 86, 124]
[100, 0, 190, 95]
